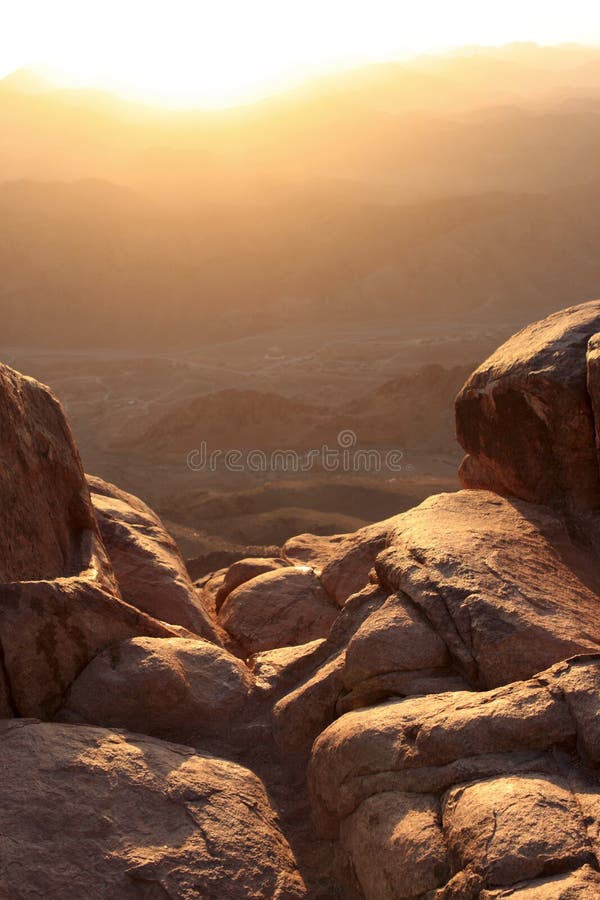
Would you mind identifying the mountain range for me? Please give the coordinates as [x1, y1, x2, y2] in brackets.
[2, 43, 600, 348]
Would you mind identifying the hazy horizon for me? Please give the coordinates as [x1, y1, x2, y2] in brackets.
[3, 39, 600, 111]
[1, 38, 599, 111]
[4, 0, 600, 107]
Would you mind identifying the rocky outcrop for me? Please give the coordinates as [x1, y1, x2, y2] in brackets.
[0, 720, 306, 898]
[0, 363, 98, 584]
[0, 365, 177, 718]
[376, 489, 600, 687]
[0, 559, 175, 718]
[456, 300, 600, 516]
[88, 475, 219, 641]
[5, 300, 600, 897]
[309, 657, 600, 897]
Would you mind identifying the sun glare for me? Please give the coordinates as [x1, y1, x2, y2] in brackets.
[3, 0, 600, 108]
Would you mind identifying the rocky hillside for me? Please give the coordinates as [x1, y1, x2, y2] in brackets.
[3, 300, 600, 897]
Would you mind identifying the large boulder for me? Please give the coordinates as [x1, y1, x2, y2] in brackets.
[0, 365, 176, 718]
[339, 791, 450, 899]
[219, 567, 338, 655]
[88, 475, 219, 641]
[343, 592, 448, 686]
[341, 591, 451, 709]
[282, 532, 346, 569]
[0, 720, 306, 898]
[376, 490, 600, 687]
[455, 299, 600, 516]
[442, 774, 594, 889]
[0, 363, 98, 584]
[308, 657, 600, 897]
[59, 636, 253, 744]
[309, 674, 575, 835]
[215, 556, 291, 610]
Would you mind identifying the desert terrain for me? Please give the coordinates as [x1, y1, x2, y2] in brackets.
[2, 312, 524, 568]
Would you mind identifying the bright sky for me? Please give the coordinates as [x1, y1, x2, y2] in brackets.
[2, 0, 600, 107]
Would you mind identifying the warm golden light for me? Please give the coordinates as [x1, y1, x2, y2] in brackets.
[2, 0, 600, 108]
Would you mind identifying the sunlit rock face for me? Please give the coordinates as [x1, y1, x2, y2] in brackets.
[456, 299, 600, 516]
[3, 300, 600, 897]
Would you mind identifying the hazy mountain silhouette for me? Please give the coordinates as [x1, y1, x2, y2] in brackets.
[2, 43, 600, 348]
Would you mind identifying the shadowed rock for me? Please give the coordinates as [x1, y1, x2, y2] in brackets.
[0, 363, 98, 583]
